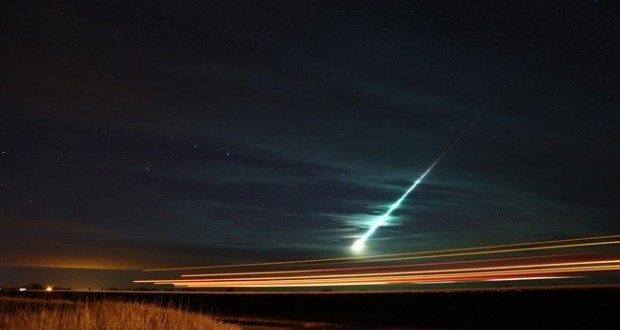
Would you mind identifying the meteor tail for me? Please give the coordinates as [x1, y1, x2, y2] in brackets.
[351, 120, 476, 252]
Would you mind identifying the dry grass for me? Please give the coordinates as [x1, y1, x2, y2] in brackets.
[0, 297, 241, 330]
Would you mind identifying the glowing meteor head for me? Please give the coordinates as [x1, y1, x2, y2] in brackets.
[351, 239, 365, 253]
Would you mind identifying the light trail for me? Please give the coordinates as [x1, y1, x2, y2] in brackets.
[351, 120, 476, 252]
[136, 234, 620, 289]
[136, 259, 620, 285]
[180, 254, 578, 278]
[352, 239, 620, 264]
[135, 259, 620, 288]
[144, 234, 620, 271]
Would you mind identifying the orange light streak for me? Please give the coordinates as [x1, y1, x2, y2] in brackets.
[136, 234, 620, 289]
[180, 254, 579, 278]
[144, 234, 620, 272]
[136, 259, 620, 288]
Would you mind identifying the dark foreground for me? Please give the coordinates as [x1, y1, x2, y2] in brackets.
[4, 286, 619, 329]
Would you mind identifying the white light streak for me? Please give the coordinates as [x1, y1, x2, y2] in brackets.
[351, 121, 476, 252]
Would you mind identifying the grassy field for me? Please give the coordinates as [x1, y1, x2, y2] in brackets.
[5, 286, 620, 329]
[0, 296, 241, 330]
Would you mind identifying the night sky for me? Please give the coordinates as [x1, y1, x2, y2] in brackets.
[1, 1, 619, 289]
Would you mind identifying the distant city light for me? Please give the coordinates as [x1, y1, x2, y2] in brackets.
[19, 288, 27, 292]
[45, 286, 53, 292]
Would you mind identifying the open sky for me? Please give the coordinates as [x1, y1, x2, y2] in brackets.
[1, 1, 619, 289]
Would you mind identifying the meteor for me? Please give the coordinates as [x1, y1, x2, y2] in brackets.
[351, 121, 476, 252]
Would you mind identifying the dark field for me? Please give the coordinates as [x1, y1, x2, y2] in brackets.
[4, 286, 619, 329]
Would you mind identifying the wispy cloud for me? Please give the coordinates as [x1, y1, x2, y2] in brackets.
[0, 217, 113, 234]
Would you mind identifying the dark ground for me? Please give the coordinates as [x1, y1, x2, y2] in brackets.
[4, 287, 619, 329]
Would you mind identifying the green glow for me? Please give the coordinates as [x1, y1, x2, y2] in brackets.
[351, 121, 475, 252]
[351, 175, 430, 252]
